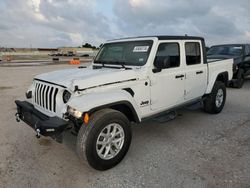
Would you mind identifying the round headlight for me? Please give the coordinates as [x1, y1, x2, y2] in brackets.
[63, 90, 71, 103]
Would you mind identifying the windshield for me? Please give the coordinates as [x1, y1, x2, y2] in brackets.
[207, 45, 243, 56]
[94, 40, 153, 66]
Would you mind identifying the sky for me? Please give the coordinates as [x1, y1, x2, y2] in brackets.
[0, 0, 250, 48]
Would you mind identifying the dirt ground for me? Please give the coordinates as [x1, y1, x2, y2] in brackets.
[0, 64, 249, 188]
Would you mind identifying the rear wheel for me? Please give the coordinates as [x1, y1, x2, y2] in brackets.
[203, 81, 226, 114]
[76, 109, 132, 170]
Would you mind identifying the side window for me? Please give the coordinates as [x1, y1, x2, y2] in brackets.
[154, 43, 180, 69]
[185, 42, 201, 65]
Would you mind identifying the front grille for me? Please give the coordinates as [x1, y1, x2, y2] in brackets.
[34, 82, 59, 112]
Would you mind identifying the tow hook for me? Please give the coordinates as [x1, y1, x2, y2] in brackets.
[15, 113, 21, 122]
[36, 129, 41, 138]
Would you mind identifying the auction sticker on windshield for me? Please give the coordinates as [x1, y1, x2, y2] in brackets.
[133, 46, 149, 52]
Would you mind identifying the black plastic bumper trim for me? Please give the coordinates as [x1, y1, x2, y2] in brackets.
[15, 100, 69, 138]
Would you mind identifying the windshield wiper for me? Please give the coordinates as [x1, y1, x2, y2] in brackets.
[111, 61, 132, 70]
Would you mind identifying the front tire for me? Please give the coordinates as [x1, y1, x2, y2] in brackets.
[203, 81, 226, 114]
[76, 109, 132, 170]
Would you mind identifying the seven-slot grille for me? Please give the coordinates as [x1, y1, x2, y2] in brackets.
[34, 81, 59, 112]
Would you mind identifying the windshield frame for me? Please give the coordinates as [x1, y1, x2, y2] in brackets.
[94, 40, 154, 67]
[207, 45, 244, 56]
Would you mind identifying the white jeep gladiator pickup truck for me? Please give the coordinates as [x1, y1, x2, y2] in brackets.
[15, 36, 233, 170]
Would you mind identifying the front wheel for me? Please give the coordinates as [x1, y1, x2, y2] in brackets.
[76, 109, 132, 170]
[203, 81, 226, 114]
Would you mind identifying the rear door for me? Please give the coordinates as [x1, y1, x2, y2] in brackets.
[184, 41, 208, 101]
[150, 41, 185, 111]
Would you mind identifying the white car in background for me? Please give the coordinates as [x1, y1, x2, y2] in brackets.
[76, 50, 98, 57]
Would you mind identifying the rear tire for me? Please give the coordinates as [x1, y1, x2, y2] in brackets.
[203, 81, 226, 114]
[232, 69, 244, 88]
[76, 109, 132, 171]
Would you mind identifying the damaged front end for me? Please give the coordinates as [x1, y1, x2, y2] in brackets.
[15, 100, 70, 143]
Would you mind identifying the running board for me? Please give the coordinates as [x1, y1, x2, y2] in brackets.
[153, 111, 177, 123]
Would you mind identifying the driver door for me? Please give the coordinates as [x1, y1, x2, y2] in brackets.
[150, 41, 185, 111]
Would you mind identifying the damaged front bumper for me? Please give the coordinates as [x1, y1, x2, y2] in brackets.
[15, 100, 69, 142]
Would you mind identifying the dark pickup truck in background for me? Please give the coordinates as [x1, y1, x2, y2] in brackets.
[207, 44, 250, 88]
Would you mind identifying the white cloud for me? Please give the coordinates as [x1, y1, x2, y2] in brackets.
[29, 0, 40, 12]
[113, 0, 250, 45]
[69, 33, 84, 46]
[0, 0, 112, 47]
[129, 0, 147, 8]
[0, 0, 250, 47]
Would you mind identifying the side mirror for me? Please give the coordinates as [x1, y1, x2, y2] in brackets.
[153, 57, 170, 73]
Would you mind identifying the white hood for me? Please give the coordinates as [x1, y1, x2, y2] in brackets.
[35, 67, 140, 91]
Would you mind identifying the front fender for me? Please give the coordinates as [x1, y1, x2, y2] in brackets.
[67, 90, 141, 121]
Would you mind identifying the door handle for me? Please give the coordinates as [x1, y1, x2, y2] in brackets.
[175, 74, 185, 79]
[196, 71, 203, 74]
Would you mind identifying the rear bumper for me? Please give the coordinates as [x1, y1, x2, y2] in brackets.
[15, 100, 69, 141]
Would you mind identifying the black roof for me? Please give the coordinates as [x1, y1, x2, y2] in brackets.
[157, 35, 204, 40]
[110, 35, 204, 41]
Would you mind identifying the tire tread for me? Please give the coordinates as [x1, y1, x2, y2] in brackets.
[203, 81, 226, 114]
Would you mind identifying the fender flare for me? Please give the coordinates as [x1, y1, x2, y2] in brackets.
[67, 90, 141, 122]
[206, 71, 229, 94]
[89, 100, 140, 123]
